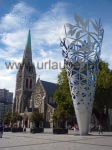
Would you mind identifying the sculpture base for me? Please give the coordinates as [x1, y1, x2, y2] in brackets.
[75, 109, 91, 135]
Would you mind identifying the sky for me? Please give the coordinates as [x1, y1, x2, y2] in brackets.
[0, 0, 112, 95]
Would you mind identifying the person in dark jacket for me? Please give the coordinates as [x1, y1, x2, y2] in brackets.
[98, 124, 103, 135]
[0, 123, 4, 138]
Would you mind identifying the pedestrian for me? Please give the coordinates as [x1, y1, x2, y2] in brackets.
[0, 123, 4, 138]
[98, 124, 103, 135]
[23, 126, 26, 133]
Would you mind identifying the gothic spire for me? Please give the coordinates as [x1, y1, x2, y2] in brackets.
[23, 29, 32, 62]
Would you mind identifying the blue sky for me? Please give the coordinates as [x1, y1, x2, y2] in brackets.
[0, 0, 112, 94]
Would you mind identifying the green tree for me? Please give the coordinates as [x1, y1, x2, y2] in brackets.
[54, 61, 112, 128]
[30, 110, 43, 128]
[4, 112, 23, 127]
[54, 69, 74, 127]
[11, 112, 19, 125]
[94, 60, 112, 112]
[4, 112, 12, 125]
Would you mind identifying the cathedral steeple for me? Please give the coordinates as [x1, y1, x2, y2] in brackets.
[23, 29, 32, 62]
[14, 30, 36, 113]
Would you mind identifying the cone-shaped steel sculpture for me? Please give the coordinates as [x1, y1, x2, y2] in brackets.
[60, 15, 104, 135]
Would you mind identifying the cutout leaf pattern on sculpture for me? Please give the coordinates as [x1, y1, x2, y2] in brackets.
[60, 14, 104, 135]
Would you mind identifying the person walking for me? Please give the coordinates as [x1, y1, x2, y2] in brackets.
[98, 124, 103, 135]
[23, 127, 26, 133]
[0, 123, 4, 138]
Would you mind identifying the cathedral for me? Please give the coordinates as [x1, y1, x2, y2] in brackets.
[13, 30, 58, 128]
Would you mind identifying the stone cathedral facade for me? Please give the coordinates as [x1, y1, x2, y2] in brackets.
[14, 30, 58, 128]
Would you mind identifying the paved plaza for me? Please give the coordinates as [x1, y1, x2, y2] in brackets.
[0, 131, 112, 150]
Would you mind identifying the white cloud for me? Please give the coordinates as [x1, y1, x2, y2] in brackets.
[31, 5, 69, 47]
[0, 69, 16, 93]
[0, 1, 68, 93]
[1, 30, 27, 48]
[0, 1, 112, 95]
[12, 1, 36, 16]
[0, 1, 69, 51]
[101, 25, 112, 68]
[37, 69, 60, 83]
[0, 1, 36, 32]
[39, 49, 48, 57]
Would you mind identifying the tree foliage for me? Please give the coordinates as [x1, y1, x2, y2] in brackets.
[54, 61, 112, 127]
[4, 112, 21, 126]
[54, 69, 74, 114]
[4, 112, 12, 124]
[30, 110, 43, 127]
[54, 69, 74, 127]
[94, 60, 112, 112]
[11, 112, 19, 124]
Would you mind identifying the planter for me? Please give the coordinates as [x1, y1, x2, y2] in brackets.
[30, 127, 44, 133]
[11, 127, 23, 132]
[4, 128, 11, 132]
[53, 128, 68, 134]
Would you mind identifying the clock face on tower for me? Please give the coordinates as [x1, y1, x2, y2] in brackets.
[34, 93, 42, 108]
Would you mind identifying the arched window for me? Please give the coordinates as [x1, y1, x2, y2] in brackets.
[30, 79, 32, 89]
[26, 78, 28, 88]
